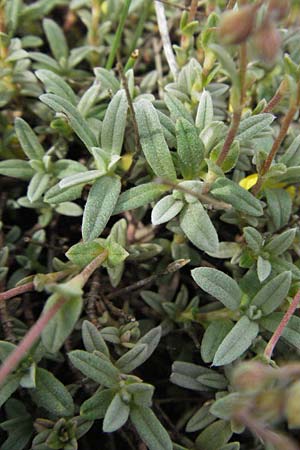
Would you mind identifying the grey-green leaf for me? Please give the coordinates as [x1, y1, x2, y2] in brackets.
[151, 195, 184, 225]
[251, 271, 291, 315]
[165, 92, 193, 123]
[0, 160, 34, 181]
[68, 350, 120, 387]
[134, 99, 176, 180]
[40, 94, 98, 150]
[103, 393, 130, 432]
[82, 175, 121, 241]
[32, 368, 74, 417]
[192, 267, 242, 311]
[195, 90, 214, 132]
[243, 227, 263, 253]
[201, 320, 235, 363]
[113, 182, 168, 214]
[130, 405, 173, 450]
[195, 419, 233, 450]
[180, 202, 219, 253]
[36, 69, 77, 105]
[82, 320, 109, 356]
[115, 344, 148, 373]
[80, 388, 114, 420]
[211, 178, 263, 217]
[101, 89, 128, 155]
[43, 18, 68, 63]
[15, 118, 45, 160]
[176, 117, 205, 179]
[265, 188, 292, 231]
[264, 229, 296, 256]
[27, 173, 50, 203]
[213, 316, 259, 366]
[237, 114, 275, 142]
[257, 256, 272, 282]
[260, 313, 300, 349]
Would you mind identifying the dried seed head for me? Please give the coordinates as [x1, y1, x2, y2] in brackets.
[219, 5, 257, 45]
[232, 361, 274, 391]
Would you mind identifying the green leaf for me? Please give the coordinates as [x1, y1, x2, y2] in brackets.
[175, 118, 205, 179]
[36, 69, 77, 105]
[0, 160, 34, 180]
[44, 183, 83, 204]
[279, 135, 300, 167]
[180, 202, 219, 253]
[201, 320, 235, 363]
[213, 316, 259, 366]
[134, 99, 177, 180]
[195, 419, 232, 450]
[113, 182, 168, 214]
[257, 256, 272, 282]
[210, 141, 240, 173]
[170, 362, 214, 392]
[82, 175, 121, 241]
[130, 405, 173, 450]
[210, 393, 241, 420]
[127, 383, 154, 407]
[43, 18, 68, 63]
[80, 388, 114, 420]
[115, 344, 149, 373]
[15, 118, 45, 160]
[68, 350, 120, 387]
[265, 188, 292, 231]
[42, 294, 83, 353]
[0, 374, 22, 408]
[40, 94, 98, 150]
[101, 89, 128, 155]
[243, 227, 263, 253]
[27, 173, 50, 203]
[164, 92, 193, 123]
[251, 271, 292, 315]
[192, 267, 242, 310]
[157, 110, 176, 147]
[264, 229, 296, 256]
[55, 201, 83, 217]
[209, 44, 238, 85]
[211, 178, 263, 217]
[151, 195, 184, 225]
[186, 403, 215, 432]
[236, 114, 275, 142]
[195, 90, 214, 131]
[77, 83, 102, 117]
[103, 393, 130, 432]
[260, 313, 300, 349]
[82, 320, 110, 356]
[32, 368, 74, 417]
[197, 372, 227, 389]
[137, 326, 162, 360]
[0, 341, 17, 362]
[59, 170, 104, 189]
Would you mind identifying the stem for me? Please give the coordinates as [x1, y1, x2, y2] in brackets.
[252, 80, 300, 195]
[74, 250, 108, 286]
[0, 297, 65, 385]
[226, 0, 236, 8]
[154, 0, 179, 79]
[188, 0, 198, 21]
[127, 0, 152, 56]
[264, 290, 300, 360]
[216, 43, 247, 167]
[263, 79, 288, 113]
[106, 0, 132, 69]
[0, 282, 34, 302]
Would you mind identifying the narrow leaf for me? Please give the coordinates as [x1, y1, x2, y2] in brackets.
[115, 344, 148, 373]
[151, 195, 184, 225]
[103, 393, 130, 432]
[251, 271, 292, 315]
[180, 202, 219, 253]
[82, 175, 121, 241]
[192, 267, 242, 310]
[101, 89, 128, 155]
[15, 118, 45, 160]
[213, 316, 259, 366]
[113, 183, 168, 214]
[80, 388, 114, 420]
[195, 90, 214, 131]
[134, 100, 176, 180]
[176, 118, 205, 179]
[130, 405, 173, 450]
[82, 320, 109, 356]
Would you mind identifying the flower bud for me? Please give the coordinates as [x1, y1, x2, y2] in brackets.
[219, 5, 257, 45]
[232, 361, 274, 391]
[268, 0, 290, 21]
[253, 21, 281, 63]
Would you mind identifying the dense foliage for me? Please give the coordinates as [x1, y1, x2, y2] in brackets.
[1, 0, 300, 449]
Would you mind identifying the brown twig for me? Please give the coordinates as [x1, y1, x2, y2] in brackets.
[264, 290, 300, 360]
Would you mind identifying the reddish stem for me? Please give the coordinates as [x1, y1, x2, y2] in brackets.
[264, 290, 300, 360]
[0, 297, 65, 385]
[0, 282, 34, 302]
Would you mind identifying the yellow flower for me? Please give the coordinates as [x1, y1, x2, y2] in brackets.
[239, 173, 258, 190]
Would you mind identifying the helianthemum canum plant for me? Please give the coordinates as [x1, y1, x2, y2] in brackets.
[2, 1, 300, 449]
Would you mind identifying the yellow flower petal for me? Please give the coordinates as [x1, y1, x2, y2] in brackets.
[239, 173, 258, 190]
[286, 185, 296, 199]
